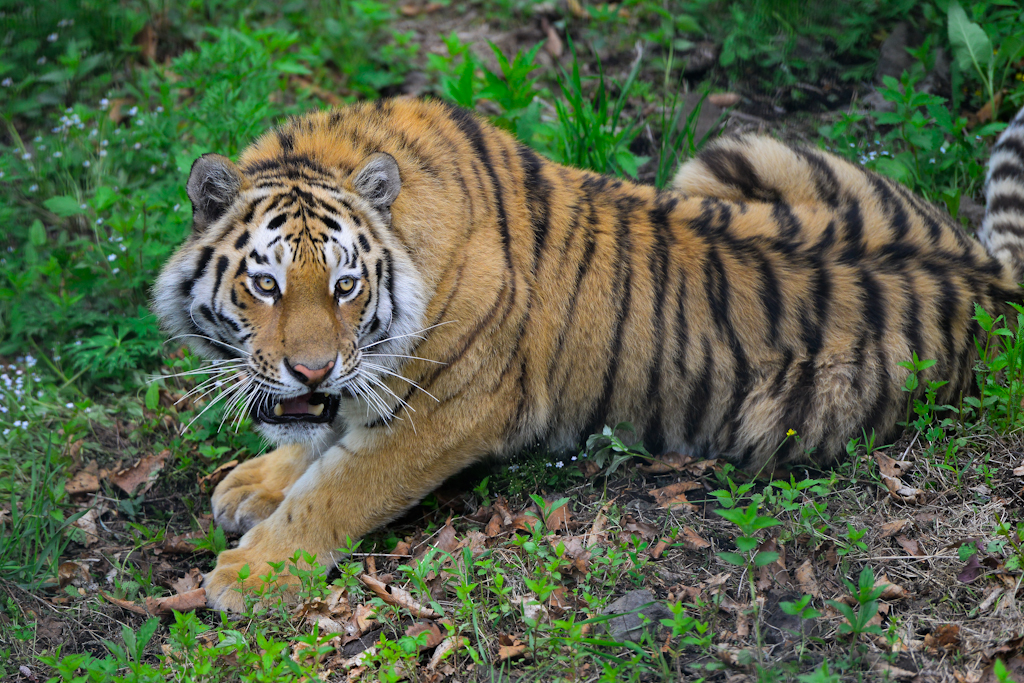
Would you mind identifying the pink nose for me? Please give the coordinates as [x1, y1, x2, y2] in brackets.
[292, 361, 335, 384]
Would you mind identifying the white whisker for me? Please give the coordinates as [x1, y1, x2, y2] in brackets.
[361, 361, 440, 403]
[359, 320, 457, 351]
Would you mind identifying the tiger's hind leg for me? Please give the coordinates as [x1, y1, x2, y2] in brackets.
[211, 444, 317, 535]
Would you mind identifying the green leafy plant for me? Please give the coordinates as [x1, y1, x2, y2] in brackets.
[826, 566, 886, 638]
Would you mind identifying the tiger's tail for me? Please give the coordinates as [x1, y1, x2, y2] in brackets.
[978, 106, 1024, 283]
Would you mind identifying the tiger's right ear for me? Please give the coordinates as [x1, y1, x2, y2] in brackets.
[186, 154, 247, 232]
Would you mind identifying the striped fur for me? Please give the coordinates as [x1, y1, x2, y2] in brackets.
[153, 99, 1024, 610]
[979, 107, 1024, 282]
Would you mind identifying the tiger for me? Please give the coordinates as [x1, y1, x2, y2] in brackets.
[153, 98, 1024, 611]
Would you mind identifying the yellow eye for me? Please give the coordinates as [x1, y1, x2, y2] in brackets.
[254, 275, 278, 294]
[336, 276, 356, 297]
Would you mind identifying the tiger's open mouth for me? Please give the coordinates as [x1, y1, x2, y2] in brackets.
[253, 392, 340, 424]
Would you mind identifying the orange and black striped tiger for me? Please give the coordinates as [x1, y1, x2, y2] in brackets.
[154, 99, 1024, 610]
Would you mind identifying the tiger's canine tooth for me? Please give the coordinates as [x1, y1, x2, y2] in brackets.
[311, 403, 324, 417]
[274, 403, 284, 417]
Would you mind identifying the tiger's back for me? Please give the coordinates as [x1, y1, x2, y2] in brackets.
[154, 98, 1024, 610]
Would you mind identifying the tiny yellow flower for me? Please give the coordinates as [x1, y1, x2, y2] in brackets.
[786, 429, 797, 437]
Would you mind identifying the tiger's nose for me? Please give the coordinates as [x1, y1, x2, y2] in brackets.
[287, 359, 335, 386]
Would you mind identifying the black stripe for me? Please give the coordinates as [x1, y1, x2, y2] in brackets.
[699, 146, 780, 202]
[868, 175, 910, 241]
[234, 230, 250, 249]
[267, 214, 287, 230]
[645, 195, 677, 452]
[181, 246, 215, 297]
[989, 193, 1024, 215]
[990, 161, 1024, 183]
[358, 234, 372, 253]
[278, 130, 294, 153]
[753, 247, 783, 343]
[518, 145, 553, 268]
[794, 148, 841, 207]
[683, 337, 714, 441]
[444, 103, 514, 272]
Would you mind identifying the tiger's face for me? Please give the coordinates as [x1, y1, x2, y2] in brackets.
[154, 151, 425, 446]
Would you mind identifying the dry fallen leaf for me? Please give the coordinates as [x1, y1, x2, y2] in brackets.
[651, 538, 669, 559]
[541, 17, 563, 58]
[72, 509, 100, 547]
[359, 573, 440, 619]
[405, 621, 444, 650]
[197, 460, 237, 492]
[99, 589, 149, 615]
[543, 498, 573, 532]
[875, 453, 926, 504]
[649, 481, 701, 511]
[110, 450, 171, 495]
[923, 623, 961, 652]
[145, 588, 207, 616]
[795, 559, 820, 598]
[427, 636, 467, 671]
[622, 516, 660, 541]
[170, 568, 203, 595]
[485, 513, 504, 537]
[680, 526, 711, 550]
[895, 535, 924, 557]
[58, 561, 91, 589]
[66, 470, 101, 495]
[637, 451, 699, 474]
[878, 519, 911, 538]
[160, 530, 207, 555]
[497, 634, 528, 661]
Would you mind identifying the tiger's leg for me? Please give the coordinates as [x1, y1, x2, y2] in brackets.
[203, 436, 482, 611]
[211, 443, 317, 535]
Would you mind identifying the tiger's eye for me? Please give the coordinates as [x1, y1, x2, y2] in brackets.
[254, 275, 277, 294]
[336, 277, 356, 296]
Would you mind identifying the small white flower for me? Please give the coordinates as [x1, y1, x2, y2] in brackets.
[89, 128, 97, 137]
[107, 254, 116, 262]
[75, 340, 82, 346]
[111, 268, 120, 274]
[173, 203, 181, 212]
[149, 165, 156, 174]
[101, 139, 108, 146]
[52, 151, 62, 158]
[85, 407, 91, 413]
[95, 218, 103, 225]
[127, 106, 138, 116]
[555, 461, 563, 468]
[2, 429, 9, 436]
[21, 152, 31, 160]
[65, 402, 74, 409]
[119, 243, 126, 252]
[47, 33, 58, 42]
[80, 203, 86, 210]
[1, 78, 12, 87]
[37, 56, 47, 65]
[99, 150, 107, 157]
[156, 106, 164, 113]
[82, 160, 91, 168]
[133, 142, 141, 150]
[28, 184, 38, 192]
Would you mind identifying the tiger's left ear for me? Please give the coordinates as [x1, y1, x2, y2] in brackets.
[187, 154, 248, 233]
[350, 153, 401, 223]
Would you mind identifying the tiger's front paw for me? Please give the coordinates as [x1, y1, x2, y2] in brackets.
[202, 545, 300, 612]
[211, 446, 312, 534]
[211, 479, 283, 535]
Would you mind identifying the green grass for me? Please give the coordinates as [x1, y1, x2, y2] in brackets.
[2, 0, 1024, 681]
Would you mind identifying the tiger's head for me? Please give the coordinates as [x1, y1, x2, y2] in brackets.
[154, 150, 426, 446]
